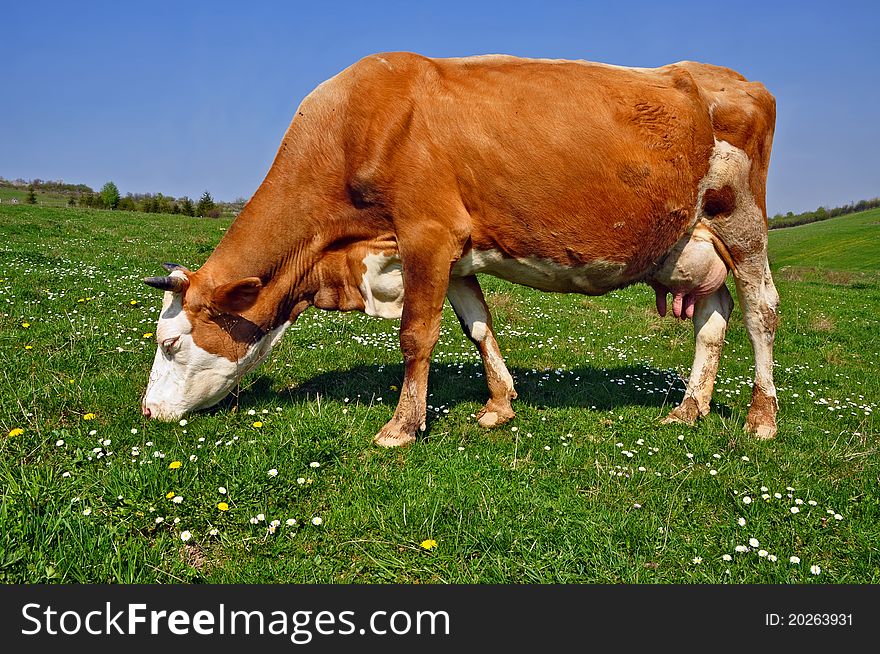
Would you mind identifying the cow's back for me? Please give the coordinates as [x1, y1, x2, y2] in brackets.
[334, 54, 723, 281]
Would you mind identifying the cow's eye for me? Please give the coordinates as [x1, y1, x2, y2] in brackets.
[162, 336, 180, 354]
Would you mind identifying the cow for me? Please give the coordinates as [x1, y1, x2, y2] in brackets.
[141, 52, 779, 447]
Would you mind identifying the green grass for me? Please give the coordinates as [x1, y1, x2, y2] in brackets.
[768, 208, 880, 281]
[0, 188, 74, 208]
[1, 204, 877, 583]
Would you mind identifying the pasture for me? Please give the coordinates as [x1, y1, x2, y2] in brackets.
[1, 204, 877, 583]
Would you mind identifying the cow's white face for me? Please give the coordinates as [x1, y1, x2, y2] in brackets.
[141, 269, 289, 421]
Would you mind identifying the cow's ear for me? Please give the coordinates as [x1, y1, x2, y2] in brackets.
[212, 277, 262, 314]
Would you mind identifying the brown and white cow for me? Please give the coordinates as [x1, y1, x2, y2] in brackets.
[142, 52, 780, 445]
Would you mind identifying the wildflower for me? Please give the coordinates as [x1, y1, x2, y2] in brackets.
[8, 428, 24, 437]
[256, 514, 265, 522]
[735, 545, 749, 553]
[189, 454, 197, 462]
[142, 332, 153, 338]
[768, 554, 778, 562]
[130, 300, 138, 306]
[790, 506, 799, 514]
[247, 409, 256, 416]
[83, 413, 96, 421]
[155, 517, 164, 524]
[758, 550, 768, 558]
[810, 565, 821, 575]
[721, 554, 732, 562]
[217, 502, 229, 512]
[180, 531, 192, 542]
[249, 517, 259, 524]
[21, 322, 30, 328]
[420, 539, 437, 551]
[309, 461, 320, 468]
[209, 528, 219, 536]
[61, 472, 71, 478]
[834, 513, 843, 521]
[789, 556, 800, 564]
[633, 503, 642, 509]
[172, 495, 183, 504]
[737, 518, 746, 527]
[311, 516, 323, 526]
[297, 477, 306, 485]
[692, 557, 702, 564]
[252, 421, 263, 428]
[168, 461, 182, 470]
[741, 456, 749, 462]
[179, 419, 188, 426]
[218, 487, 227, 495]
[267, 468, 278, 477]
[165, 491, 175, 499]
[742, 496, 752, 504]
[82, 508, 92, 516]
[270, 519, 281, 528]
[286, 519, 297, 527]
[130, 428, 138, 435]
[56, 439, 65, 447]
[749, 538, 759, 548]
[24, 345, 33, 350]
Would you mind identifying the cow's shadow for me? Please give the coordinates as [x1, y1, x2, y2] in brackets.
[228, 362, 734, 419]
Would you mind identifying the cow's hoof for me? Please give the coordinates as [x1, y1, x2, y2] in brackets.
[661, 397, 704, 426]
[373, 424, 416, 448]
[477, 403, 515, 428]
[745, 419, 777, 440]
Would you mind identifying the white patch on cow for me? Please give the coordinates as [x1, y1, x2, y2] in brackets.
[446, 279, 488, 342]
[452, 250, 627, 294]
[359, 252, 404, 319]
[143, 279, 292, 421]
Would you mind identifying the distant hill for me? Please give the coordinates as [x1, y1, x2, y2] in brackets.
[768, 207, 880, 283]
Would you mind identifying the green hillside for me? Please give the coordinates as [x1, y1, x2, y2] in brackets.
[768, 208, 880, 276]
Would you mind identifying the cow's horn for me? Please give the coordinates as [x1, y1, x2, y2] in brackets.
[143, 275, 189, 293]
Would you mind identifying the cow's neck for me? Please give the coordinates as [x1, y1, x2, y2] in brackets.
[199, 184, 378, 329]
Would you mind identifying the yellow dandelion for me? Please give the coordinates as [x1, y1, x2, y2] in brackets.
[24, 345, 33, 350]
[143, 332, 154, 339]
[168, 461, 182, 470]
[165, 491, 176, 499]
[420, 539, 438, 551]
[217, 502, 229, 512]
[130, 300, 138, 306]
[21, 322, 30, 328]
[252, 421, 263, 428]
[68, 379, 75, 384]
[78, 298, 86, 303]
[83, 413, 96, 420]
[390, 385, 399, 391]
[8, 428, 25, 438]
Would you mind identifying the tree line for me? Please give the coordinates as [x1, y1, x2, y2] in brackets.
[3, 176, 238, 217]
[769, 198, 880, 229]
[77, 183, 219, 217]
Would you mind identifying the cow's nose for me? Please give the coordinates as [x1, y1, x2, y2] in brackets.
[142, 405, 151, 418]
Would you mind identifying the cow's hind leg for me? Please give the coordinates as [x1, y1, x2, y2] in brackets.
[735, 257, 780, 439]
[447, 276, 517, 428]
[662, 284, 733, 425]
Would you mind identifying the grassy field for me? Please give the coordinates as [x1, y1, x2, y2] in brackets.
[1, 205, 877, 583]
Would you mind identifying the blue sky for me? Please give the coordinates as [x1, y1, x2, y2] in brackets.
[1, 0, 877, 214]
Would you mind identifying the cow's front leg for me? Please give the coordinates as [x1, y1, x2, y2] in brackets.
[662, 284, 733, 425]
[373, 239, 456, 448]
[447, 276, 517, 428]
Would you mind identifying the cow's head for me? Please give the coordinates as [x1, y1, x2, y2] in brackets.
[141, 263, 288, 420]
